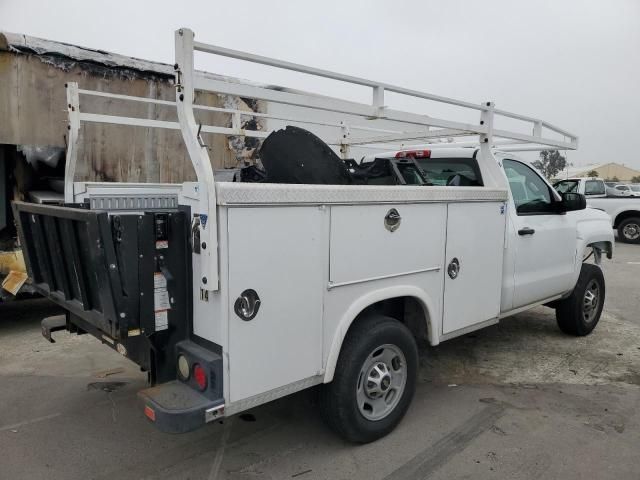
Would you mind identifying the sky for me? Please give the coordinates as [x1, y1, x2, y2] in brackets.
[1, 0, 639, 169]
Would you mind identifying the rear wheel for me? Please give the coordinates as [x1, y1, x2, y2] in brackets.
[555, 263, 605, 336]
[320, 315, 418, 443]
[617, 217, 640, 244]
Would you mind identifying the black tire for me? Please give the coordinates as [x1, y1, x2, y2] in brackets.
[319, 314, 418, 443]
[617, 217, 640, 244]
[555, 263, 605, 336]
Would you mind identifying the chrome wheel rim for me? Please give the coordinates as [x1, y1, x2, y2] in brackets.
[622, 223, 640, 240]
[356, 344, 407, 421]
[582, 280, 600, 324]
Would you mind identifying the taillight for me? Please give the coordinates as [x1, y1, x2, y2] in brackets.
[177, 355, 190, 380]
[395, 149, 431, 159]
[193, 363, 207, 391]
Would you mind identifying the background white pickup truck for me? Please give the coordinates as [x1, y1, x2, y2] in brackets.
[554, 177, 640, 243]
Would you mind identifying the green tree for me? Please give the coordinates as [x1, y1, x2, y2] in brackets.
[587, 170, 599, 178]
[631, 175, 640, 183]
[605, 176, 620, 183]
[531, 150, 567, 179]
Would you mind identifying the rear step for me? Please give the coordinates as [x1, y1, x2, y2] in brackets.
[138, 381, 224, 434]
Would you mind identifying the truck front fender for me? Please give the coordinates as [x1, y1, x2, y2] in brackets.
[574, 213, 614, 285]
[323, 285, 438, 384]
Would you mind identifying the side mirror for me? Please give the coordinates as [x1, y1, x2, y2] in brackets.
[558, 192, 586, 212]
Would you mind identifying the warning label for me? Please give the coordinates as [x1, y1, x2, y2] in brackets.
[154, 289, 171, 311]
[154, 310, 168, 331]
[154, 272, 167, 290]
[153, 272, 171, 331]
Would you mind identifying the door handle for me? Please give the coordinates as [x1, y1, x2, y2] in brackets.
[234, 289, 261, 321]
[518, 227, 535, 236]
[384, 208, 401, 232]
[447, 258, 460, 279]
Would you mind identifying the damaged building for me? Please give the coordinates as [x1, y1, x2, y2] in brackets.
[0, 32, 265, 299]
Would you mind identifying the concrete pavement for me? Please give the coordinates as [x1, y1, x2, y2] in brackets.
[0, 242, 638, 479]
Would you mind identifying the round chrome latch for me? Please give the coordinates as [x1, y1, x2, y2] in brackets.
[447, 258, 460, 279]
[234, 289, 261, 321]
[384, 208, 402, 232]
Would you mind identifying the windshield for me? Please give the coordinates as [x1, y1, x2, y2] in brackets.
[553, 180, 579, 194]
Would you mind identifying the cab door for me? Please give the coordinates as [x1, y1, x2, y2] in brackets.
[502, 159, 576, 309]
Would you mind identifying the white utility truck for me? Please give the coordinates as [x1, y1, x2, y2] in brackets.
[13, 29, 613, 443]
[554, 177, 640, 243]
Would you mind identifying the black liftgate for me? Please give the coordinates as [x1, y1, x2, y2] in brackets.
[12, 201, 191, 384]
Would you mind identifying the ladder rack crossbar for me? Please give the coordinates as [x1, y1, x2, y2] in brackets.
[75, 88, 408, 136]
[192, 41, 488, 113]
[193, 75, 489, 136]
[191, 36, 577, 147]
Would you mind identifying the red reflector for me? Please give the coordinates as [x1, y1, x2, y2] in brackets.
[144, 405, 156, 422]
[193, 363, 207, 391]
[395, 149, 431, 159]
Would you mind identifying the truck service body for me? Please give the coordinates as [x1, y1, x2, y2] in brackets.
[12, 29, 613, 442]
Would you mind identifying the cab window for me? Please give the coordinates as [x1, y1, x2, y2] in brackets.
[415, 158, 483, 186]
[585, 180, 605, 195]
[503, 159, 555, 215]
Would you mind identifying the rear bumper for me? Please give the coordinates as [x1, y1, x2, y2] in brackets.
[138, 381, 224, 434]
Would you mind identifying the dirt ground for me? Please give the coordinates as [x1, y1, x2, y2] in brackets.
[0, 241, 638, 480]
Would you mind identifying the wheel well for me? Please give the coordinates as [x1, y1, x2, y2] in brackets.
[352, 296, 430, 347]
[613, 210, 640, 228]
[586, 241, 613, 261]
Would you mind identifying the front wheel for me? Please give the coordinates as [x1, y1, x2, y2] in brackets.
[319, 315, 418, 443]
[617, 217, 640, 244]
[555, 263, 605, 336]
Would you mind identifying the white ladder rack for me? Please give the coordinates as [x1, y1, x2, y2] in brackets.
[64, 27, 579, 291]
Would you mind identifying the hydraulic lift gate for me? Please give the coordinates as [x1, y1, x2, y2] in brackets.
[12, 201, 192, 383]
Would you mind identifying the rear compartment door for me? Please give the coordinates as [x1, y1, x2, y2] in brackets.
[227, 206, 325, 403]
[442, 202, 506, 334]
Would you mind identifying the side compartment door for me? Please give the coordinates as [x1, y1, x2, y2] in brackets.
[227, 206, 325, 403]
[442, 202, 506, 335]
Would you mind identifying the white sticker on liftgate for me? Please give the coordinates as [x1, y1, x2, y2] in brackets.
[154, 310, 168, 331]
[154, 272, 167, 290]
[154, 288, 171, 311]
